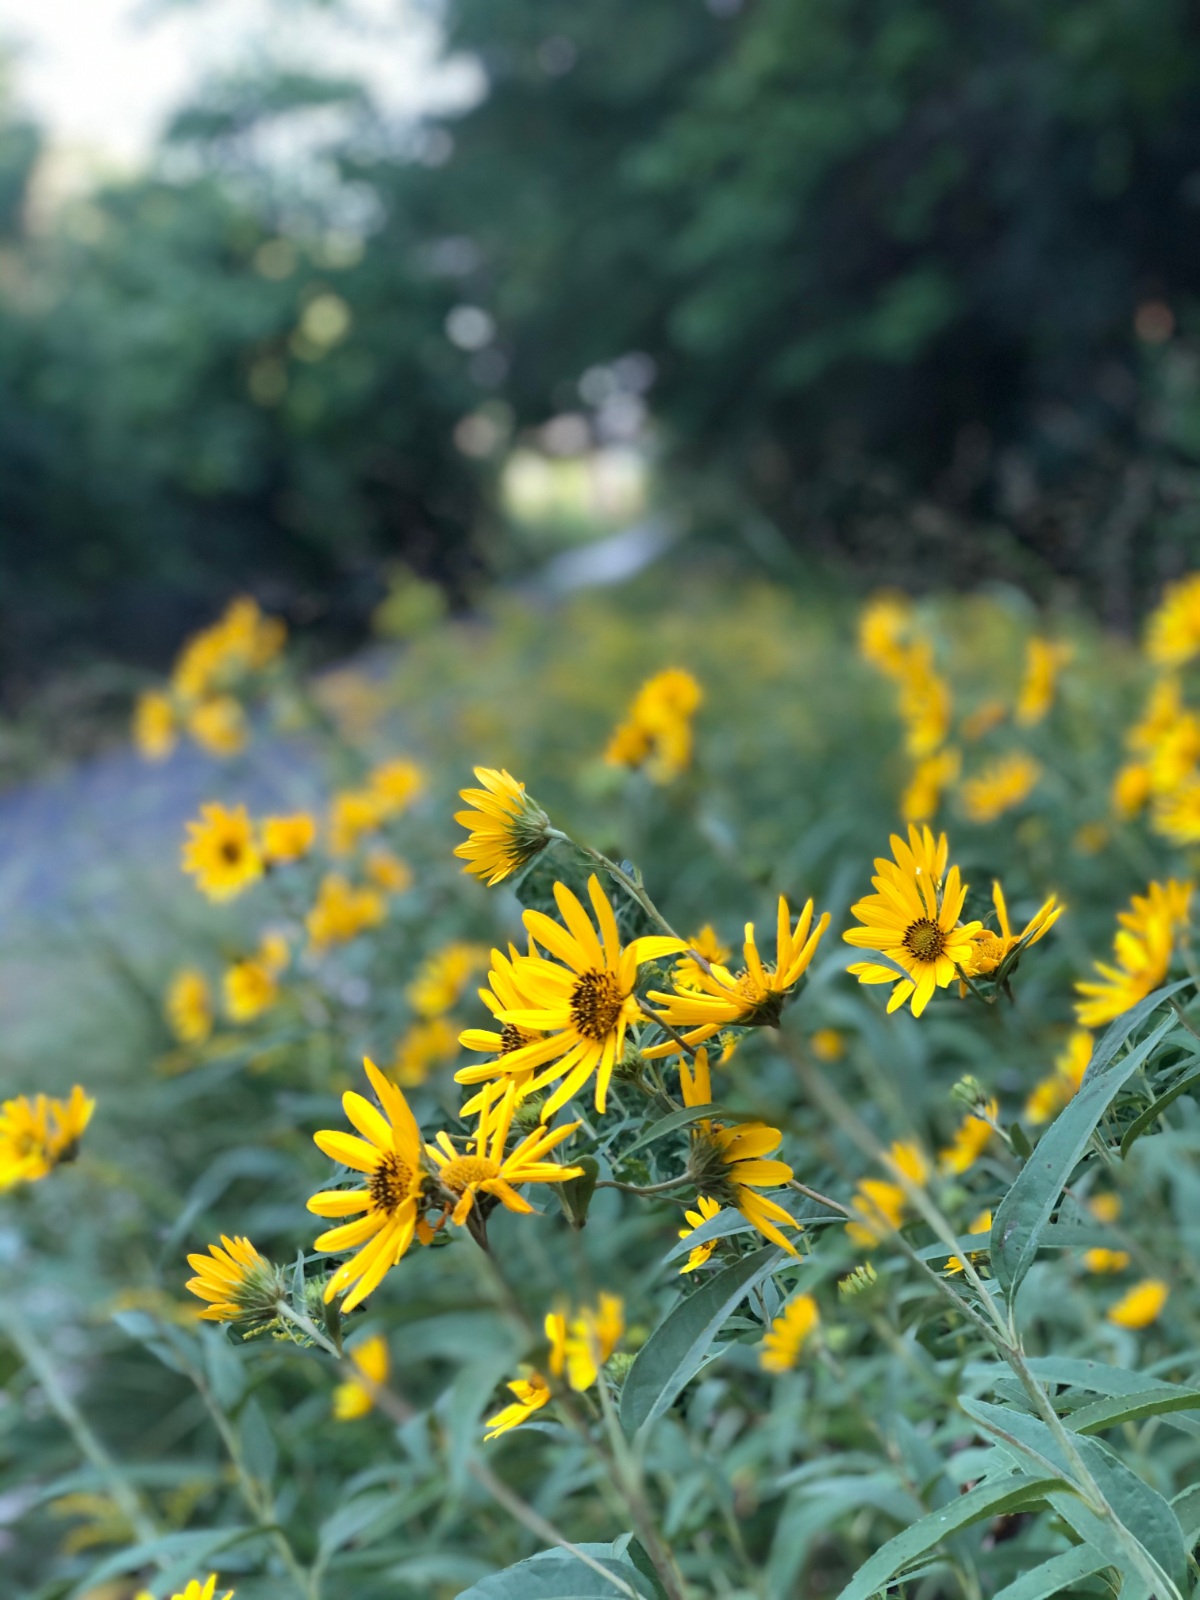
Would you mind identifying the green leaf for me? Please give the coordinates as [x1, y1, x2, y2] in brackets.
[989, 1545, 1112, 1600]
[830, 1474, 1063, 1600]
[1170, 1482, 1200, 1548]
[991, 998, 1182, 1301]
[455, 1543, 659, 1599]
[559, 1155, 600, 1228]
[78, 1525, 253, 1590]
[238, 1397, 278, 1488]
[618, 1102, 751, 1160]
[1066, 1386, 1200, 1436]
[619, 1245, 784, 1436]
[1018, 1357, 1200, 1438]
[1119, 1064, 1200, 1157]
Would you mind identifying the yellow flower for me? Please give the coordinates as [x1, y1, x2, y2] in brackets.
[1113, 762, 1152, 820]
[844, 825, 981, 1017]
[760, 1293, 819, 1373]
[333, 1334, 390, 1420]
[1128, 674, 1184, 753]
[1016, 638, 1071, 726]
[224, 958, 279, 1023]
[308, 1059, 429, 1312]
[456, 876, 683, 1116]
[960, 752, 1042, 824]
[1024, 1030, 1092, 1125]
[810, 1027, 845, 1062]
[329, 787, 387, 855]
[1146, 573, 1200, 666]
[939, 1099, 998, 1175]
[858, 592, 913, 677]
[901, 746, 960, 823]
[1152, 776, 1200, 845]
[365, 848, 412, 894]
[844, 1140, 929, 1249]
[671, 924, 732, 991]
[680, 1049, 801, 1256]
[546, 1294, 625, 1392]
[262, 812, 317, 864]
[163, 1577, 234, 1600]
[166, 968, 213, 1044]
[369, 757, 426, 815]
[391, 1017, 459, 1087]
[645, 896, 829, 1056]
[1089, 1191, 1122, 1223]
[484, 1370, 552, 1439]
[896, 640, 952, 758]
[457, 944, 548, 1092]
[1107, 1278, 1168, 1329]
[182, 803, 263, 902]
[408, 942, 489, 1019]
[133, 690, 177, 761]
[0, 1087, 95, 1189]
[306, 873, 386, 951]
[172, 596, 284, 703]
[945, 1208, 993, 1275]
[184, 1236, 280, 1326]
[1083, 1248, 1131, 1274]
[1075, 879, 1192, 1028]
[961, 880, 1064, 979]
[961, 699, 1007, 741]
[454, 766, 552, 885]
[1147, 711, 1200, 793]
[678, 1195, 723, 1273]
[187, 695, 248, 758]
[425, 1079, 582, 1229]
[606, 668, 703, 782]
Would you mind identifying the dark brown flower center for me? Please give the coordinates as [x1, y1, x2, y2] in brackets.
[570, 968, 624, 1041]
[368, 1151, 413, 1213]
[220, 839, 243, 864]
[500, 1022, 533, 1054]
[903, 918, 946, 962]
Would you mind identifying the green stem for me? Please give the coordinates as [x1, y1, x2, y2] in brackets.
[581, 847, 682, 941]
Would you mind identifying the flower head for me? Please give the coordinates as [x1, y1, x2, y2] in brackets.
[369, 757, 426, 815]
[858, 592, 914, 677]
[0, 1087, 94, 1190]
[677, 1194, 723, 1274]
[844, 1140, 929, 1249]
[484, 1370, 553, 1439]
[187, 695, 248, 758]
[391, 1017, 459, 1087]
[901, 747, 960, 823]
[760, 1293, 819, 1373]
[182, 804, 263, 902]
[333, 1334, 390, 1420]
[1107, 1278, 1168, 1329]
[961, 880, 1063, 981]
[307, 873, 386, 951]
[844, 825, 981, 1017]
[365, 849, 412, 894]
[454, 767, 552, 886]
[1016, 638, 1071, 726]
[1075, 880, 1192, 1028]
[408, 942, 488, 1019]
[166, 969, 214, 1044]
[939, 1100, 998, 1175]
[606, 669, 703, 783]
[960, 752, 1042, 824]
[425, 1079, 582, 1229]
[546, 1294, 625, 1392]
[946, 1208, 993, 1276]
[1146, 573, 1200, 666]
[160, 1577, 234, 1600]
[134, 690, 177, 761]
[308, 1059, 428, 1313]
[185, 1236, 283, 1328]
[262, 812, 317, 864]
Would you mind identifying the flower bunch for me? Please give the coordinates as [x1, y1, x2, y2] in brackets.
[605, 667, 703, 783]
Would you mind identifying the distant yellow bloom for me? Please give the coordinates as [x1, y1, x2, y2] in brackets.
[1112, 762, 1152, 819]
[484, 1370, 552, 1439]
[646, 895, 829, 1054]
[961, 880, 1064, 980]
[184, 1236, 279, 1326]
[133, 690, 177, 761]
[457, 943, 548, 1093]
[166, 968, 213, 1044]
[960, 752, 1042, 824]
[678, 1194, 722, 1274]
[546, 1293, 625, 1392]
[370, 757, 426, 815]
[307, 873, 386, 951]
[1152, 776, 1200, 845]
[0, 1086, 94, 1190]
[1128, 674, 1184, 754]
[1083, 1248, 1131, 1274]
[365, 848, 412, 894]
[901, 746, 960, 823]
[182, 803, 263, 902]
[391, 1017, 459, 1087]
[453, 766, 551, 886]
[680, 1049, 801, 1256]
[1016, 638, 1071, 726]
[896, 641, 952, 758]
[161, 1577, 234, 1600]
[844, 1140, 929, 1249]
[425, 1079, 582, 1229]
[333, 1334, 390, 1420]
[308, 1059, 427, 1313]
[945, 1208, 992, 1276]
[172, 595, 284, 704]
[1075, 880, 1191, 1028]
[960, 699, 1007, 741]
[605, 668, 703, 783]
[223, 956, 279, 1023]
[1146, 573, 1200, 666]
[329, 788, 387, 856]
[262, 812, 317, 864]
[939, 1100, 998, 1175]
[1024, 1030, 1092, 1125]
[1107, 1278, 1168, 1329]
[408, 942, 488, 1019]
[671, 923, 732, 991]
[1089, 1191, 1122, 1224]
[810, 1027, 845, 1062]
[858, 592, 914, 677]
[760, 1293, 820, 1373]
[845, 825, 980, 1017]
[1147, 711, 1200, 794]
[187, 695, 248, 758]
[1073, 821, 1109, 855]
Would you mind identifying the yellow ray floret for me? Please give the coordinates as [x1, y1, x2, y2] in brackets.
[333, 1334, 390, 1420]
[425, 1079, 582, 1227]
[678, 1194, 723, 1274]
[760, 1293, 820, 1373]
[484, 1370, 552, 1439]
[959, 752, 1042, 824]
[545, 1294, 625, 1392]
[1075, 879, 1191, 1028]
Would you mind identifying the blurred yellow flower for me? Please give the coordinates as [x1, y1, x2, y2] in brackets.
[810, 1027, 845, 1062]
[1107, 1278, 1168, 1329]
[166, 1578, 235, 1600]
[1089, 1191, 1122, 1223]
[858, 592, 913, 677]
[678, 1194, 722, 1273]
[329, 788, 386, 855]
[223, 955, 279, 1023]
[1146, 572, 1200, 666]
[484, 1370, 552, 1439]
[182, 803, 263, 902]
[960, 752, 1042, 824]
[391, 1017, 459, 1087]
[960, 699, 1007, 741]
[606, 668, 703, 783]
[262, 812, 317, 864]
[172, 596, 284, 703]
[901, 746, 960, 823]
[1015, 637, 1071, 726]
[961, 880, 1063, 979]
[133, 689, 177, 761]
[187, 695, 247, 758]
[1024, 1030, 1092, 1124]
[307, 873, 386, 951]
[845, 1139, 929, 1249]
[1112, 761, 1151, 819]
[896, 640, 952, 757]
[369, 757, 426, 815]
[453, 766, 552, 886]
[939, 1100, 998, 1175]
[0, 1086, 94, 1190]
[1075, 879, 1191, 1028]
[333, 1334, 390, 1420]
[184, 1236, 279, 1326]
[365, 848, 412, 894]
[165, 968, 213, 1044]
[1083, 1247, 1131, 1274]
[1152, 776, 1200, 844]
[546, 1293, 625, 1392]
[408, 942, 488, 1019]
[760, 1293, 819, 1373]
[945, 1208, 992, 1275]
[425, 1079, 581, 1230]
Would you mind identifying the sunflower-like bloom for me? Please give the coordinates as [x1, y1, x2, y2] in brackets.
[1016, 638, 1071, 727]
[680, 1049, 800, 1256]
[901, 746, 960, 824]
[308, 1059, 428, 1312]
[605, 669, 703, 783]
[329, 788, 387, 856]
[546, 1294, 625, 1392]
[333, 1334, 390, 1420]
[844, 826, 981, 1017]
[844, 1139, 929, 1249]
[961, 880, 1064, 980]
[425, 1080, 581, 1228]
[455, 876, 683, 1116]
[671, 924, 732, 990]
[134, 690, 177, 761]
[945, 1208, 993, 1276]
[185, 1236, 283, 1326]
[644, 896, 829, 1058]
[408, 942, 488, 1019]
[1025, 1030, 1092, 1125]
[1107, 1278, 1168, 1329]
[1112, 762, 1152, 819]
[1084, 1247, 1131, 1274]
[484, 1370, 552, 1439]
[306, 873, 386, 951]
[223, 957, 279, 1023]
[678, 1195, 722, 1274]
[152, 1577, 234, 1600]
[0, 1086, 95, 1190]
[365, 848, 413, 894]
[370, 757, 427, 815]
[896, 640, 952, 757]
[939, 1099, 998, 1175]
[187, 695, 248, 758]
[262, 812, 317, 864]
[1152, 777, 1200, 845]
[1075, 879, 1192, 1028]
[454, 766, 552, 886]
[858, 592, 914, 677]
[959, 752, 1042, 824]
[165, 968, 214, 1044]
[182, 804, 263, 902]
[172, 596, 285, 705]
[760, 1293, 819, 1373]
[1146, 573, 1200, 667]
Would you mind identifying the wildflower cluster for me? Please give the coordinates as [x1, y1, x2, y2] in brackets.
[605, 667, 703, 783]
[0, 1086, 94, 1189]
